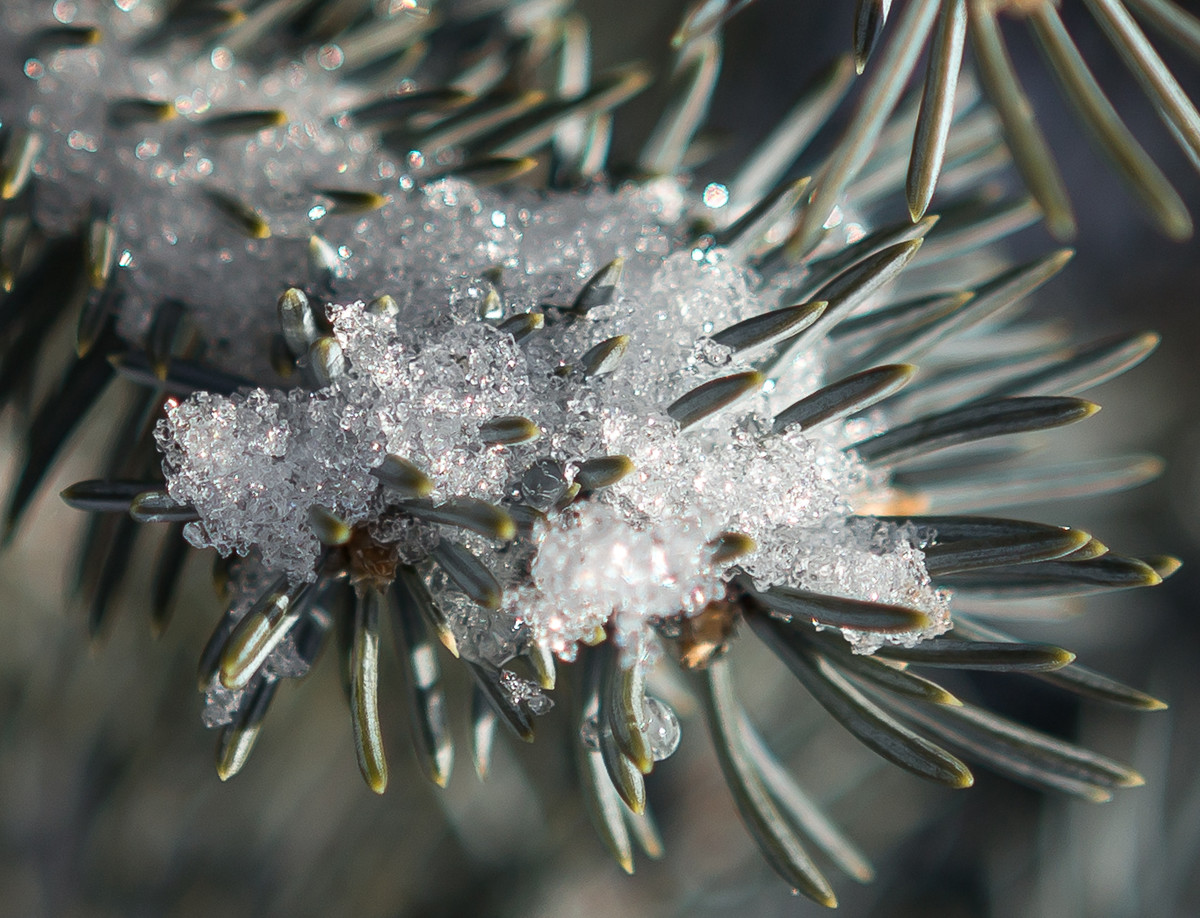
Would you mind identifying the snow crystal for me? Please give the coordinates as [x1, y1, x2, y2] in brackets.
[499, 669, 553, 716]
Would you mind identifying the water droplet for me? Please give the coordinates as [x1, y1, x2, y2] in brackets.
[579, 716, 601, 750]
[52, 0, 77, 24]
[317, 44, 344, 71]
[693, 337, 732, 367]
[702, 182, 729, 209]
[210, 47, 233, 71]
[642, 696, 681, 761]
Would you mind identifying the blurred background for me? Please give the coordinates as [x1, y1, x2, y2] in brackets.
[1, 1, 1198, 916]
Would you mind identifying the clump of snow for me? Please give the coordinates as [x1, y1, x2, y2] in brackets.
[158, 249, 948, 663]
[14, 0, 952, 672]
[508, 503, 722, 662]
